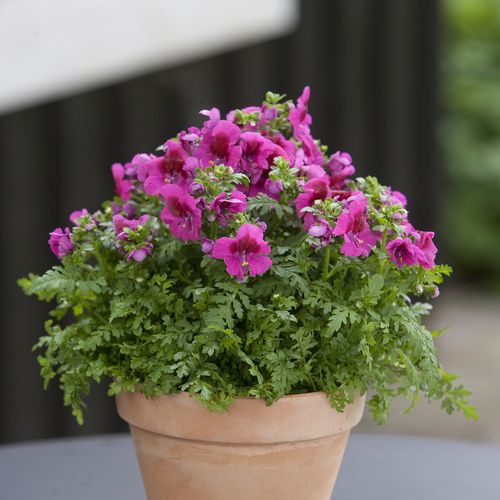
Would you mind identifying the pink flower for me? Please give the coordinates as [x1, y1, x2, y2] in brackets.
[309, 219, 334, 248]
[295, 176, 332, 229]
[113, 214, 153, 262]
[288, 87, 324, 166]
[386, 237, 426, 268]
[269, 135, 297, 165]
[388, 224, 437, 270]
[300, 163, 327, 180]
[184, 156, 205, 181]
[201, 237, 215, 258]
[70, 208, 91, 224]
[143, 140, 190, 196]
[160, 184, 202, 242]
[48, 227, 74, 259]
[69, 209, 96, 230]
[386, 188, 407, 208]
[333, 199, 376, 257]
[240, 141, 292, 199]
[113, 213, 146, 234]
[300, 135, 324, 167]
[328, 151, 355, 189]
[212, 224, 272, 281]
[208, 190, 247, 227]
[264, 178, 283, 194]
[289, 86, 312, 140]
[111, 163, 132, 201]
[110, 202, 137, 220]
[199, 107, 221, 135]
[239, 132, 275, 183]
[194, 120, 241, 168]
[178, 128, 201, 153]
[226, 106, 262, 131]
[133, 153, 157, 182]
[415, 231, 437, 269]
[260, 103, 278, 123]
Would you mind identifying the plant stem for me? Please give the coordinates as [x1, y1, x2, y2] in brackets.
[81, 263, 99, 279]
[91, 240, 106, 273]
[322, 245, 331, 282]
[380, 227, 388, 253]
[266, 213, 281, 236]
[79, 301, 109, 324]
[308, 374, 318, 392]
[378, 228, 389, 275]
[302, 268, 312, 286]
[297, 330, 318, 392]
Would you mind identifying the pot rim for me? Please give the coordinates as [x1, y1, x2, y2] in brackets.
[116, 388, 366, 444]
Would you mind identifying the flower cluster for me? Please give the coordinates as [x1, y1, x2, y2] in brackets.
[49, 87, 438, 286]
[21, 88, 476, 425]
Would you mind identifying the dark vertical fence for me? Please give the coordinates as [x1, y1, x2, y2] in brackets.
[0, 0, 439, 443]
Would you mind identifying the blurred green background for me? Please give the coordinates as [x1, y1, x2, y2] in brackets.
[440, 0, 500, 291]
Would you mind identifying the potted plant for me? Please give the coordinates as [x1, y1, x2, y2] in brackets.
[19, 87, 477, 500]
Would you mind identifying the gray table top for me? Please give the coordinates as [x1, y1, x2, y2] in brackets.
[1, 432, 499, 499]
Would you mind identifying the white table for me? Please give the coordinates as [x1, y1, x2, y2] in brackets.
[1, 433, 498, 499]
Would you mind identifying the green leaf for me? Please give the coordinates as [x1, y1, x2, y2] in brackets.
[25, 267, 76, 296]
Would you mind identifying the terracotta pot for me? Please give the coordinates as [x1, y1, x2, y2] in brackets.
[116, 389, 365, 500]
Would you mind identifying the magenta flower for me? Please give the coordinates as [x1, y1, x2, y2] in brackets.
[295, 176, 332, 229]
[270, 135, 297, 165]
[143, 140, 190, 196]
[386, 188, 407, 208]
[178, 128, 201, 153]
[70, 208, 90, 224]
[194, 120, 241, 168]
[415, 231, 437, 269]
[132, 153, 157, 182]
[386, 237, 426, 268]
[113, 213, 147, 234]
[199, 107, 221, 135]
[184, 156, 205, 181]
[301, 163, 327, 181]
[111, 163, 133, 201]
[308, 219, 334, 248]
[48, 228, 74, 259]
[113, 214, 153, 262]
[212, 224, 272, 281]
[201, 237, 215, 258]
[208, 190, 247, 227]
[288, 87, 323, 166]
[260, 103, 278, 123]
[300, 134, 325, 167]
[328, 151, 355, 189]
[69, 208, 97, 230]
[264, 178, 284, 194]
[239, 132, 275, 182]
[110, 202, 138, 220]
[289, 86, 312, 140]
[226, 106, 262, 131]
[241, 141, 292, 199]
[160, 184, 202, 242]
[333, 199, 376, 257]
[244, 173, 280, 200]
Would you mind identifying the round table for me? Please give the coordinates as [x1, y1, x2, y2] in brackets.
[1, 432, 498, 499]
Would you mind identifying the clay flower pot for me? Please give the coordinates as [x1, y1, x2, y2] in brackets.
[116, 389, 365, 500]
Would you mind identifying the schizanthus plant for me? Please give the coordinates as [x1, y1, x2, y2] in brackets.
[21, 88, 477, 425]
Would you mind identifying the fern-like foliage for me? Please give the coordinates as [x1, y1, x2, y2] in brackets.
[18, 89, 477, 426]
